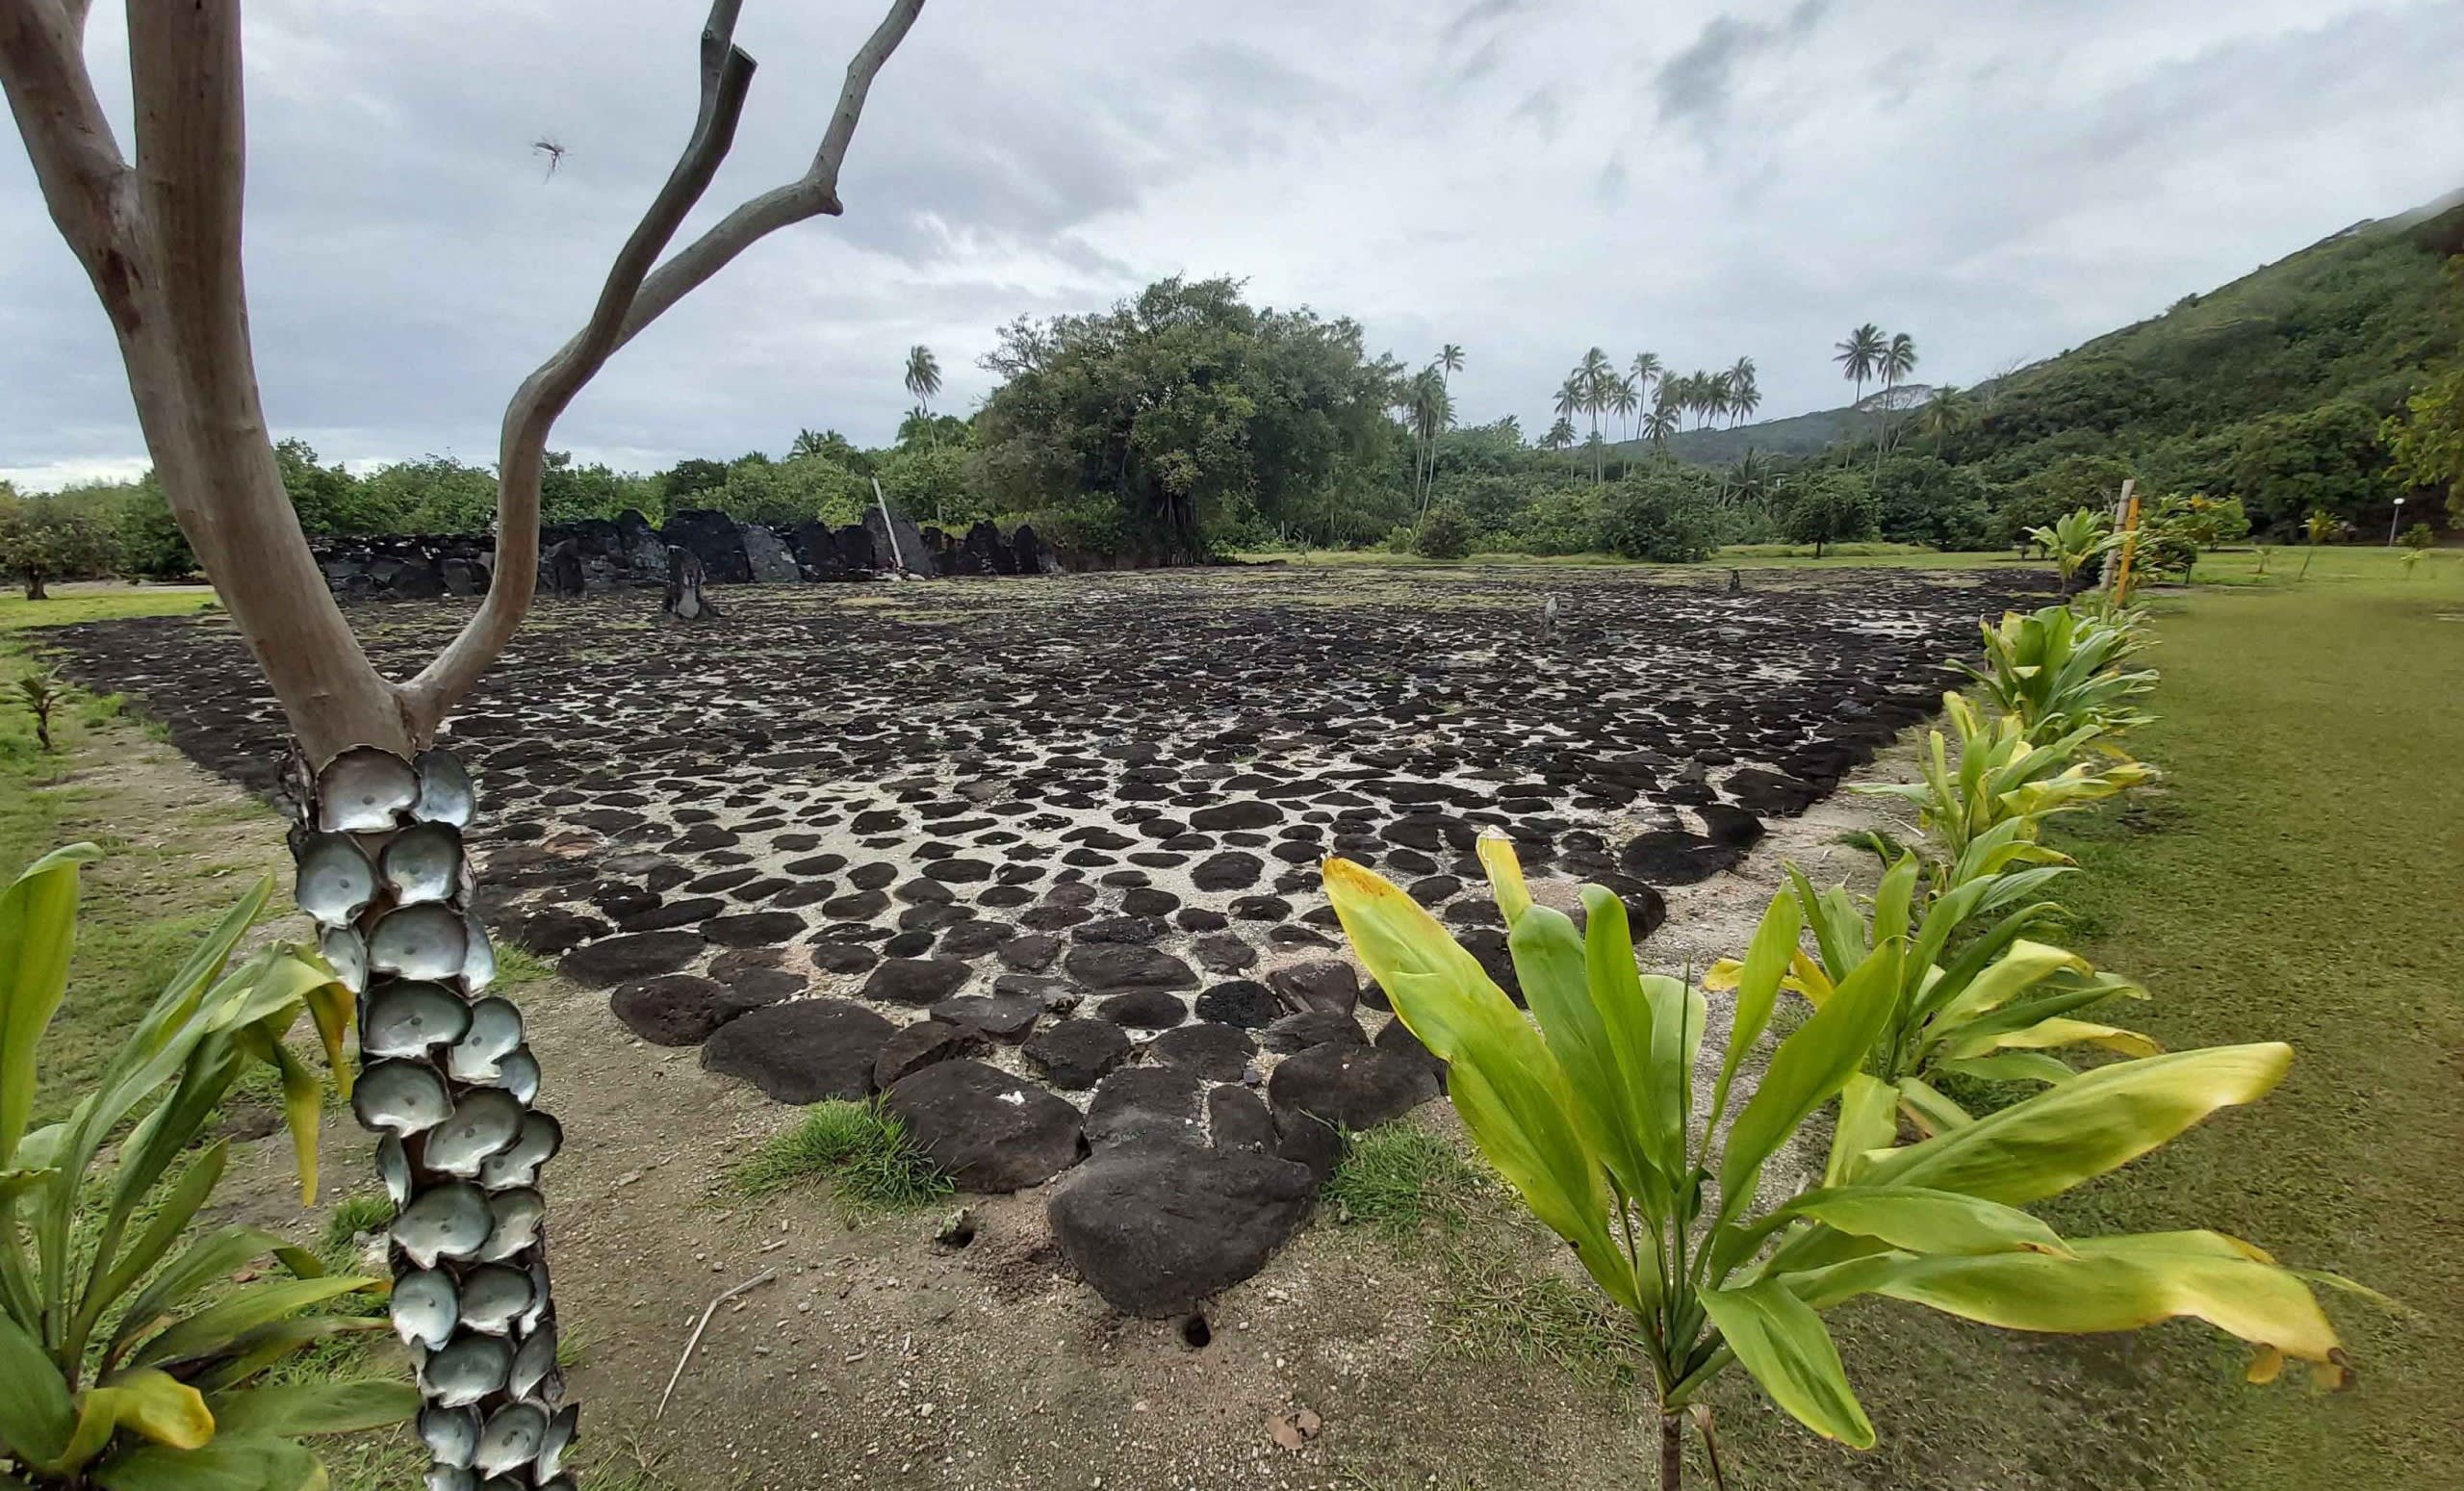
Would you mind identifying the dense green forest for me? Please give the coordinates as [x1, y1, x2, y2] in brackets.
[7, 193, 2460, 584]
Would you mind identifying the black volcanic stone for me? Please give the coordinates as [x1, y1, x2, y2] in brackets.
[1267, 1042, 1444, 1132]
[808, 940, 880, 975]
[700, 912, 805, 947]
[702, 999, 894, 1104]
[1149, 1022, 1255, 1081]
[608, 973, 780, 1045]
[883, 1060, 1084, 1193]
[1074, 915, 1165, 945]
[1268, 960, 1359, 1016]
[1083, 1066, 1206, 1150]
[1023, 1018, 1133, 1090]
[615, 896, 725, 934]
[929, 994, 1045, 1041]
[1618, 831, 1744, 886]
[1191, 852, 1264, 891]
[1260, 1009, 1368, 1054]
[1064, 942, 1198, 992]
[1192, 933, 1257, 972]
[559, 930, 704, 986]
[1094, 988, 1187, 1030]
[859, 958, 973, 1006]
[1190, 801, 1282, 832]
[872, 1018, 988, 1089]
[1048, 1146, 1317, 1317]
[500, 907, 609, 956]
[820, 889, 890, 920]
[1195, 980, 1278, 1029]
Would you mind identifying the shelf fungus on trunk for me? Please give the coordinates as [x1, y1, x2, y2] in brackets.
[289, 744, 576, 1490]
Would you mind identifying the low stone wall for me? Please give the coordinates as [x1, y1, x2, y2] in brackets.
[310, 508, 1065, 601]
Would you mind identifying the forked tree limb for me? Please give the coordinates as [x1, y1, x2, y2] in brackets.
[3, 0, 925, 758]
[399, 0, 928, 738]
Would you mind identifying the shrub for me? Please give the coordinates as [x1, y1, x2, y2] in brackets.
[1782, 471, 1880, 557]
[1411, 504, 1475, 560]
[0, 849, 414, 1490]
[1601, 478, 1718, 563]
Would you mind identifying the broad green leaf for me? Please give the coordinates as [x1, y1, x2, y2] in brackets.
[1781, 1185, 2073, 1259]
[0, 1308, 76, 1464]
[1927, 940, 2090, 1033]
[1718, 938, 1902, 1225]
[0, 843, 100, 1168]
[1894, 1076, 1972, 1136]
[130, 1276, 383, 1372]
[1947, 1016, 2162, 1062]
[1509, 902, 1659, 1208]
[1857, 1044, 2293, 1207]
[1708, 890, 1802, 1136]
[94, 1432, 323, 1491]
[1476, 832, 1532, 928]
[1823, 1073, 1898, 1188]
[1324, 860, 1633, 1312]
[1700, 1279, 1875, 1448]
[1937, 1052, 2081, 1085]
[1792, 1230, 2347, 1385]
[1867, 855, 1919, 951]
[232, 1024, 325, 1204]
[207, 1379, 419, 1438]
[1579, 885, 1680, 1203]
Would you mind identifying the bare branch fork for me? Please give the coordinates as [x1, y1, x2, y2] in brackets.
[0, 0, 925, 762]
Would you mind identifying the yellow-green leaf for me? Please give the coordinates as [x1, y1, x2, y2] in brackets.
[1824, 1074, 1899, 1188]
[1782, 1185, 2073, 1259]
[1857, 1044, 2293, 1207]
[1700, 1279, 1875, 1448]
[1476, 831, 1532, 929]
[0, 843, 101, 1168]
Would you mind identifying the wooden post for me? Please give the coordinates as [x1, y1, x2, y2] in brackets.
[2111, 479, 2143, 602]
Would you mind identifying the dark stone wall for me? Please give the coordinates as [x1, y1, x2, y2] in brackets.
[310, 508, 1068, 602]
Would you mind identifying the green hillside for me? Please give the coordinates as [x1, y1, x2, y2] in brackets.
[1648, 190, 2464, 538]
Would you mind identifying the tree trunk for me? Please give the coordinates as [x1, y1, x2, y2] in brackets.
[1659, 1411, 1684, 1490]
[294, 746, 574, 1483]
[22, 567, 43, 601]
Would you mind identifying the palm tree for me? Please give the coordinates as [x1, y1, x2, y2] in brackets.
[789, 427, 829, 460]
[1576, 347, 1613, 481]
[1835, 322, 1884, 412]
[1553, 374, 1584, 448]
[1728, 357, 1760, 427]
[1629, 351, 1662, 405]
[1643, 405, 1681, 449]
[1419, 344, 1466, 510]
[1707, 370, 1736, 429]
[1544, 415, 1578, 452]
[1408, 365, 1452, 515]
[1609, 373, 1641, 445]
[1876, 331, 1919, 469]
[903, 344, 942, 424]
[1920, 384, 1973, 448]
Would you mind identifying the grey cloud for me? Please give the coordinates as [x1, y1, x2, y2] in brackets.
[1655, 0, 1832, 127]
[1445, 0, 1536, 45]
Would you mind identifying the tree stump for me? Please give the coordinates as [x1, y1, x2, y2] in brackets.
[663, 544, 718, 620]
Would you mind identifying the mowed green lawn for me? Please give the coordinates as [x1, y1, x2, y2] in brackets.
[2031, 561, 2463, 1487]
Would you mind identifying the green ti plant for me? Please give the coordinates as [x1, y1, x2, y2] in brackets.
[1323, 834, 2370, 1488]
[2298, 508, 2335, 579]
[1713, 855, 2155, 1135]
[18, 671, 63, 754]
[0, 847, 415, 1491]
[1846, 693, 2152, 894]
[2022, 507, 2118, 596]
[1957, 604, 2158, 744]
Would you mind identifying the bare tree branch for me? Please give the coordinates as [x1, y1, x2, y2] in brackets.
[399, 0, 925, 735]
[611, 0, 925, 348]
[0, 0, 137, 326]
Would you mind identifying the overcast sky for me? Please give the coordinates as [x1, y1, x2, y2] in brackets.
[5, 0, 2461, 490]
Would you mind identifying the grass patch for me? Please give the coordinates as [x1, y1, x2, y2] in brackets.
[321, 1193, 395, 1254]
[726, 1100, 952, 1219]
[1432, 1239, 1643, 1391]
[1324, 1122, 1486, 1242]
